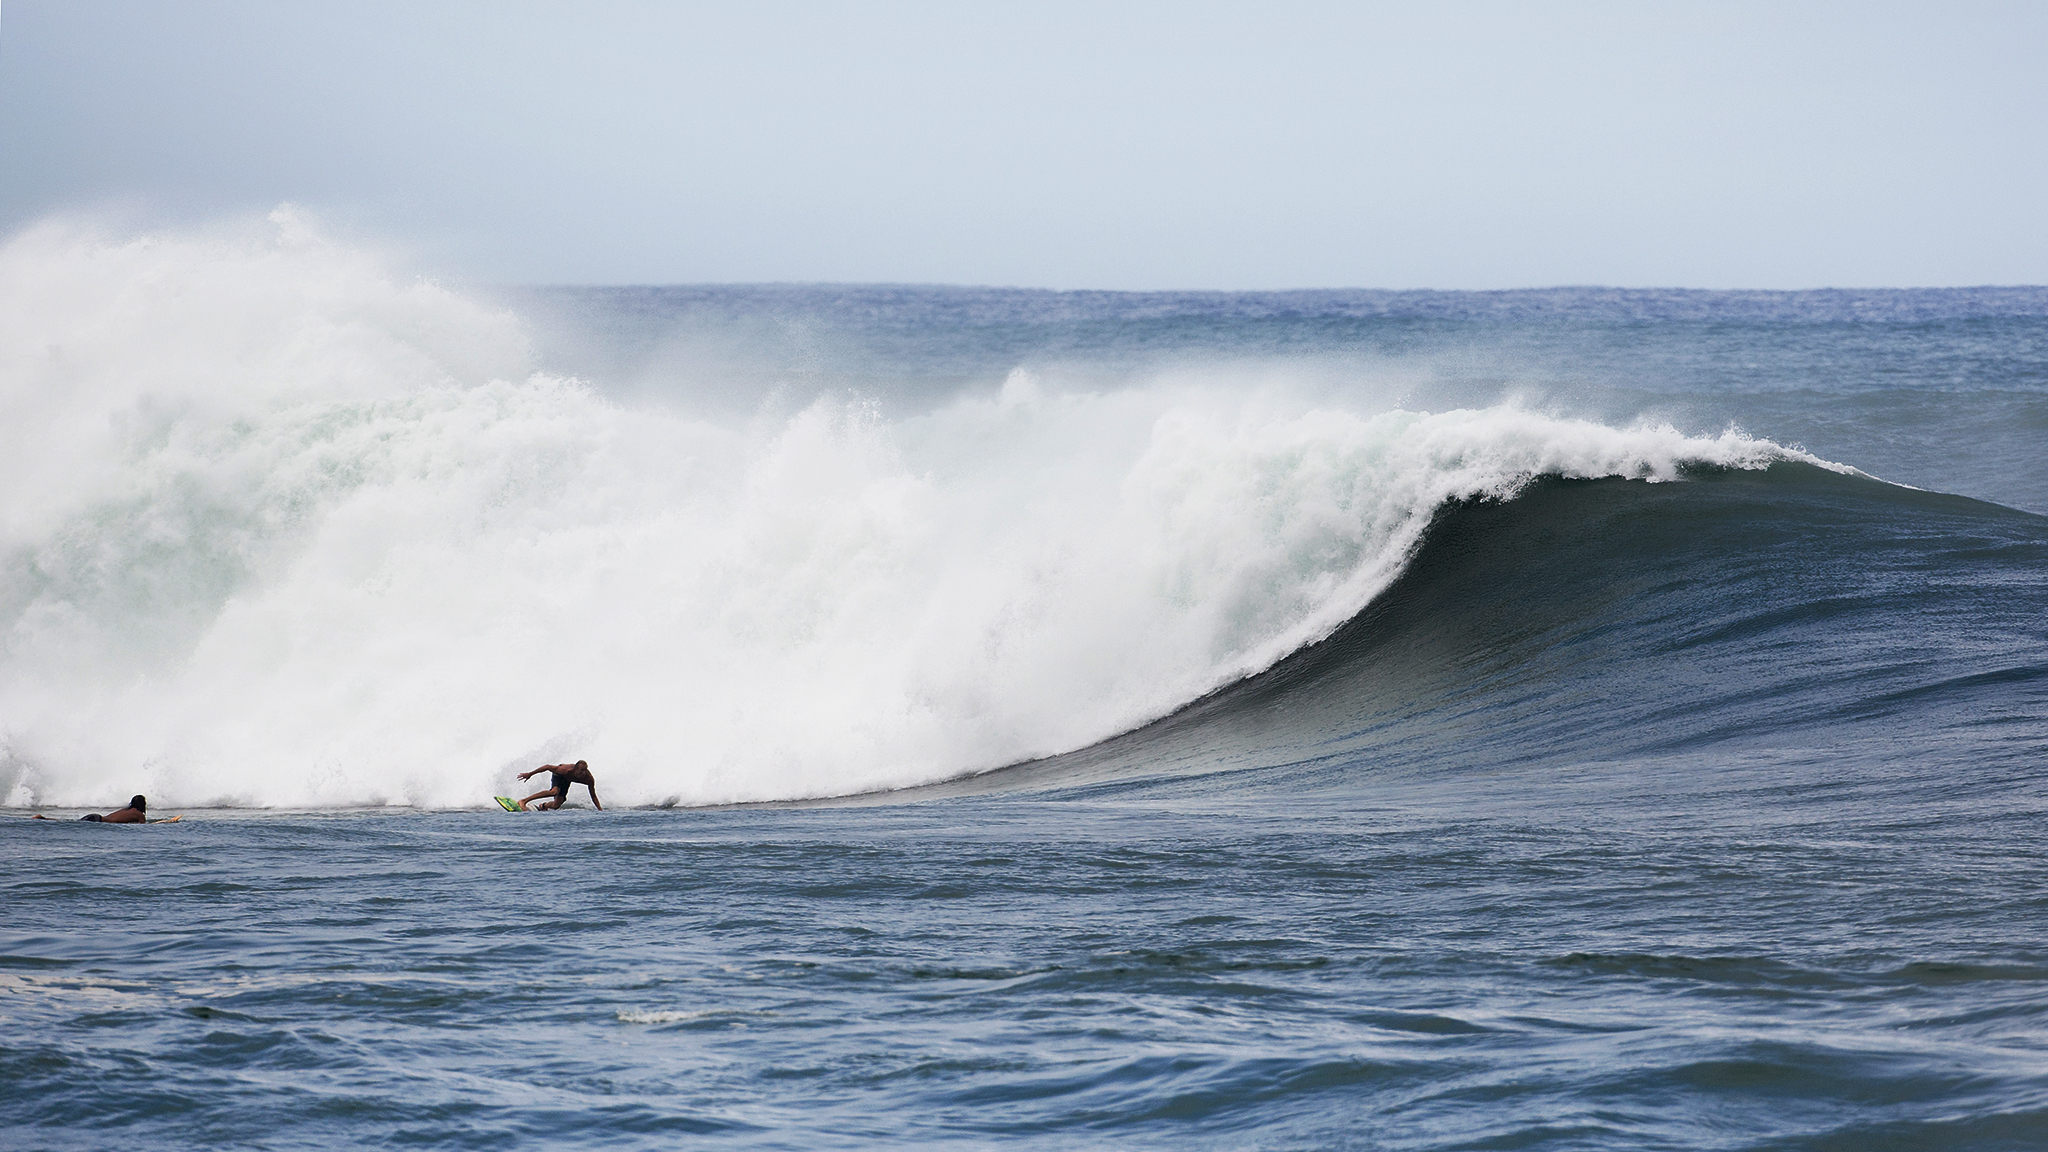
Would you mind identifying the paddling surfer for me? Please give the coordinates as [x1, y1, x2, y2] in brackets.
[31, 795, 149, 823]
[514, 762, 601, 811]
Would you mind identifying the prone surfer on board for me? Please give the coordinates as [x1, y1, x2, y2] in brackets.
[32, 794, 150, 822]
[513, 762, 601, 811]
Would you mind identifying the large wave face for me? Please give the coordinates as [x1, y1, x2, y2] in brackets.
[1, 214, 1833, 808]
[946, 464, 2048, 801]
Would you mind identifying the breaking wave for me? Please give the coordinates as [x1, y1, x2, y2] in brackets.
[0, 212, 1844, 807]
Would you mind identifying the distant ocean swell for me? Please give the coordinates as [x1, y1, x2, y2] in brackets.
[0, 214, 1965, 811]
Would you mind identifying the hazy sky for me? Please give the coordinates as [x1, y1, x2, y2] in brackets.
[3, 0, 2044, 288]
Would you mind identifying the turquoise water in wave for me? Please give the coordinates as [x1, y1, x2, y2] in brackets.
[6, 272, 2048, 1148]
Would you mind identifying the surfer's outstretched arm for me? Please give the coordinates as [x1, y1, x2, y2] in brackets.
[585, 782, 601, 811]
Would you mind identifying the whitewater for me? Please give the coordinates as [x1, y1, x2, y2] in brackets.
[0, 211, 1833, 809]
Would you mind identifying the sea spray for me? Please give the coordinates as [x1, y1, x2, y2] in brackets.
[1, 214, 1833, 808]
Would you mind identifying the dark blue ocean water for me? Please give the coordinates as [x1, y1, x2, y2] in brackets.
[7, 285, 2048, 1149]
[9, 769, 2048, 1150]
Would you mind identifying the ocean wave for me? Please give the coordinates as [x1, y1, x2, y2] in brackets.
[938, 463, 2048, 799]
[0, 214, 1853, 808]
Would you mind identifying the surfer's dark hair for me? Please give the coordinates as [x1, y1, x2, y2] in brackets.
[574, 761, 587, 770]
[130, 795, 146, 811]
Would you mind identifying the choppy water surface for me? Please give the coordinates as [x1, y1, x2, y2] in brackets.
[9, 777, 2048, 1151]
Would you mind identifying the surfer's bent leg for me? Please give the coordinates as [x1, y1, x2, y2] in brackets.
[514, 788, 561, 811]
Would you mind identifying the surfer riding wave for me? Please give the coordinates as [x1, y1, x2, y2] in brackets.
[514, 762, 601, 811]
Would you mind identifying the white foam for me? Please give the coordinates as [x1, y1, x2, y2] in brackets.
[0, 213, 1837, 808]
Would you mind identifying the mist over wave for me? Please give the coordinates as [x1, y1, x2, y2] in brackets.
[1, 213, 1838, 808]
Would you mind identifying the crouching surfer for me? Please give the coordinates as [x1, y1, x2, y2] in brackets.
[32, 795, 150, 823]
[514, 762, 601, 811]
